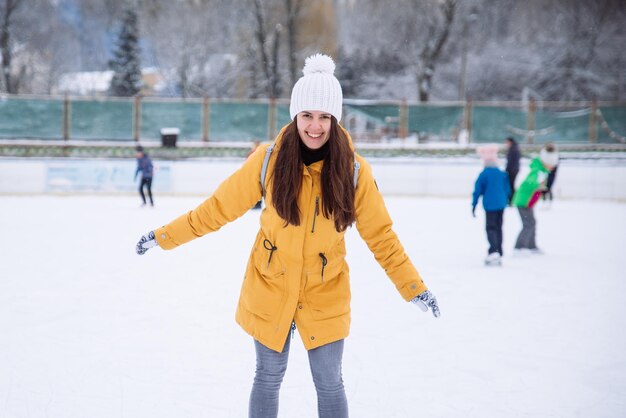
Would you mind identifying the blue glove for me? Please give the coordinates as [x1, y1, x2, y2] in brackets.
[136, 231, 158, 255]
[411, 290, 441, 318]
[472, 205, 476, 218]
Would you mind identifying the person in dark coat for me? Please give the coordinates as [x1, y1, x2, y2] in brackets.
[134, 146, 154, 207]
[504, 137, 521, 205]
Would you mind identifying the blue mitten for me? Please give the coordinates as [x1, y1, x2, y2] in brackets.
[136, 231, 158, 255]
[411, 290, 441, 318]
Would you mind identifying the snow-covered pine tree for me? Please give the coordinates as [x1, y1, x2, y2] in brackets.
[109, 2, 141, 97]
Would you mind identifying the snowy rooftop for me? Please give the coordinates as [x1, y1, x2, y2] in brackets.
[56, 70, 114, 95]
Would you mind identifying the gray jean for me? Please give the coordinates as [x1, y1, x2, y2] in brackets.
[515, 206, 537, 249]
[249, 334, 348, 418]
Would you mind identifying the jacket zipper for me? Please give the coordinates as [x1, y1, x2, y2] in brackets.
[311, 196, 319, 233]
[319, 252, 327, 282]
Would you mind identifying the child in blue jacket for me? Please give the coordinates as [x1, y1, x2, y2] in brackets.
[472, 145, 511, 266]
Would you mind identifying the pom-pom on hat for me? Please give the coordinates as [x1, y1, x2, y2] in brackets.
[289, 53, 343, 121]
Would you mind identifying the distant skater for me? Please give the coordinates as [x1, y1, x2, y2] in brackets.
[472, 145, 510, 266]
[511, 147, 558, 254]
[134, 146, 154, 207]
[504, 137, 520, 205]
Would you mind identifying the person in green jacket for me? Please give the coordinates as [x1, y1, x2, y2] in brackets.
[511, 148, 559, 253]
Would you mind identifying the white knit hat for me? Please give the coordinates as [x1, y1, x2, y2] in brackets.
[540, 148, 559, 167]
[289, 53, 343, 121]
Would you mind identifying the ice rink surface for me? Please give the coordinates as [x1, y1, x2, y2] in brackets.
[1, 194, 625, 417]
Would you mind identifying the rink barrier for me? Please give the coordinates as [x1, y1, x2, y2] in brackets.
[1, 157, 625, 201]
[1, 140, 625, 159]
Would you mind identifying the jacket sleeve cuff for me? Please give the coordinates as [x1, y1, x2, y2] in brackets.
[154, 226, 178, 250]
[399, 280, 428, 302]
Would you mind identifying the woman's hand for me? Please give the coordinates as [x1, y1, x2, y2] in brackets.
[136, 231, 158, 255]
[411, 290, 441, 318]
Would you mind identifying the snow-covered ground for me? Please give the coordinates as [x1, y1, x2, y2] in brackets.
[1, 193, 625, 417]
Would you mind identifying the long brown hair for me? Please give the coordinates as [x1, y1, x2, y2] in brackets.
[271, 117, 356, 232]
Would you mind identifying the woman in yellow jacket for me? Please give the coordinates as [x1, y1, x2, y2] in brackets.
[136, 54, 440, 418]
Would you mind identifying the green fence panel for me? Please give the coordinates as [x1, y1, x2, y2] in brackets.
[472, 106, 526, 143]
[598, 106, 626, 143]
[1, 97, 624, 144]
[0, 97, 63, 139]
[141, 101, 201, 140]
[341, 104, 400, 141]
[409, 105, 464, 139]
[346, 104, 399, 123]
[71, 100, 133, 140]
[344, 104, 399, 129]
[210, 102, 268, 141]
[276, 104, 292, 130]
[534, 108, 591, 144]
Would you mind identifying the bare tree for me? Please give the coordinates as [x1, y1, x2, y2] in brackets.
[0, 0, 24, 93]
[143, 0, 240, 97]
[285, 0, 303, 88]
[337, 0, 458, 101]
[73, 0, 128, 70]
[242, 0, 314, 98]
[2, 0, 625, 100]
[412, 0, 457, 102]
[459, 0, 626, 101]
[251, 0, 283, 98]
[533, 0, 623, 100]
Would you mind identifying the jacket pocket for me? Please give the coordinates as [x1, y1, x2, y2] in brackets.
[240, 236, 287, 321]
[305, 260, 351, 321]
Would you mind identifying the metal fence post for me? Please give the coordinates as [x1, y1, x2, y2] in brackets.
[268, 97, 277, 142]
[133, 94, 142, 142]
[202, 95, 210, 142]
[63, 94, 71, 141]
[527, 98, 536, 144]
[589, 99, 598, 143]
[399, 99, 408, 139]
[462, 99, 473, 143]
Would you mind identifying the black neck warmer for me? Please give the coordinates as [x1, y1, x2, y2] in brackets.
[300, 139, 330, 166]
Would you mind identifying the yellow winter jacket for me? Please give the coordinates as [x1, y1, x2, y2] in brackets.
[154, 126, 427, 352]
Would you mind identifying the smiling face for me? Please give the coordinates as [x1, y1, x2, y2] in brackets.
[296, 111, 332, 149]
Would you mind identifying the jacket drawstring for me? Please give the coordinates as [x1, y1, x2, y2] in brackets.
[263, 239, 278, 268]
[311, 196, 319, 233]
[291, 321, 296, 340]
[319, 252, 327, 282]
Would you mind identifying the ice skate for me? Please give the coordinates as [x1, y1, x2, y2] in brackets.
[484, 252, 502, 266]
